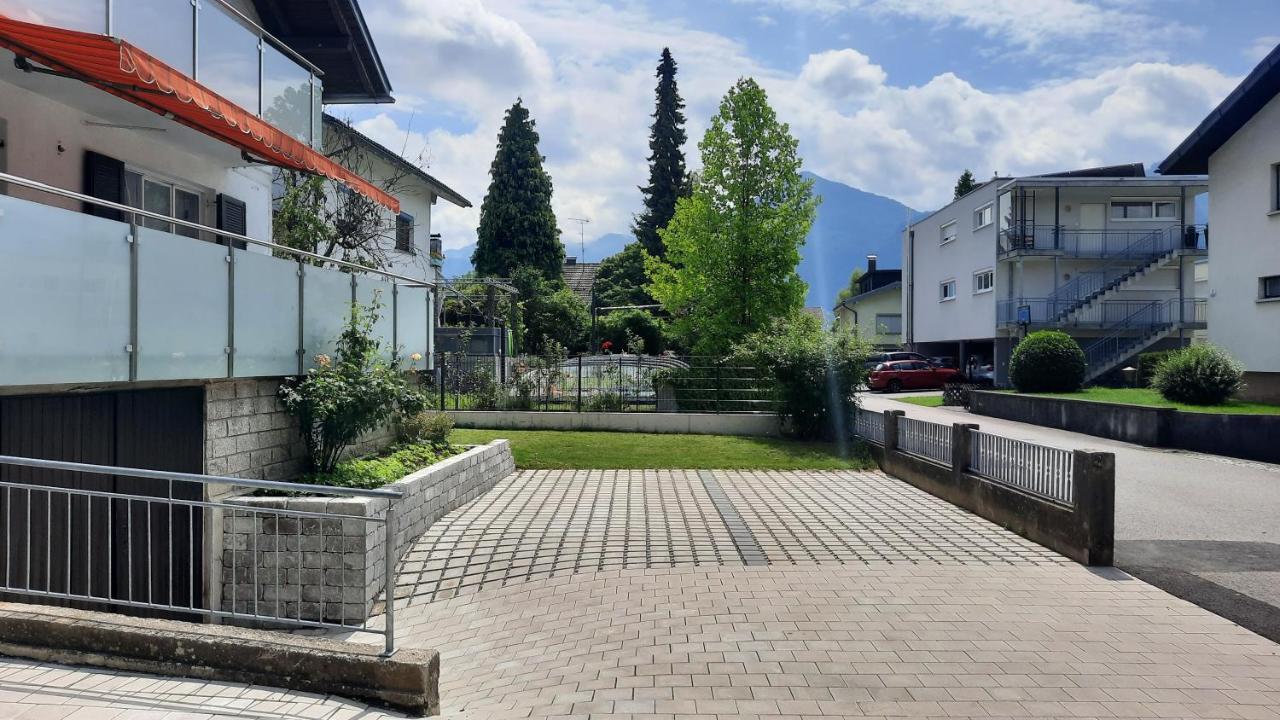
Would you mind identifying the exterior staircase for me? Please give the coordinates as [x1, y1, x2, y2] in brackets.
[1047, 229, 1180, 325]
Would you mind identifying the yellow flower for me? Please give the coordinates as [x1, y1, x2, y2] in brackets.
[314, 353, 331, 367]
[410, 352, 423, 362]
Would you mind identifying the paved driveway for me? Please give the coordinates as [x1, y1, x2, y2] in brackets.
[3, 468, 1279, 719]
[860, 392, 1280, 644]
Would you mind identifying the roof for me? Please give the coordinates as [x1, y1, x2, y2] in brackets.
[1001, 175, 1206, 189]
[1031, 163, 1146, 178]
[251, 0, 393, 104]
[562, 261, 601, 303]
[1159, 42, 1280, 175]
[834, 280, 902, 312]
[323, 114, 472, 209]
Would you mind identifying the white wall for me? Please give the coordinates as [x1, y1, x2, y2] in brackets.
[1207, 92, 1280, 373]
[836, 286, 902, 348]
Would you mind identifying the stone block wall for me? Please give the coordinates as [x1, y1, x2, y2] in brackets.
[204, 379, 306, 482]
[220, 440, 514, 623]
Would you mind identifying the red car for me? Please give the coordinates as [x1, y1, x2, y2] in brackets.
[868, 360, 963, 393]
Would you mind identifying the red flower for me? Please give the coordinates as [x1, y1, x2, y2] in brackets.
[601, 340, 613, 351]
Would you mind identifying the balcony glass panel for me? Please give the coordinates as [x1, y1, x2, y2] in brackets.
[0, 193, 130, 385]
[0, 0, 107, 33]
[197, 2, 261, 111]
[262, 42, 312, 144]
[355, 275, 396, 362]
[233, 250, 300, 378]
[115, 0, 195, 75]
[395, 285, 430, 371]
[136, 227, 229, 380]
[303, 266, 351, 368]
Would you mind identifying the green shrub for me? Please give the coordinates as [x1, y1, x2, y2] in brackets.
[398, 411, 454, 448]
[280, 297, 426, 473]
[1151, 344, 1244, 405]
[596, 309, 667, 354]
[730, 312, 869, 440]
[1137, 350, 1176, 386]
[1009, 331, 1086, 393]
[305, 443, 457, 490]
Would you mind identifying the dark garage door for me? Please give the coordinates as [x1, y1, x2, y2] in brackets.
[0, 387, 205, 616]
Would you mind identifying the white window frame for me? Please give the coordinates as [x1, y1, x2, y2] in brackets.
[973, 268, 994, 294]
[1271, 163, 1280, 213]
[1109, 197, 1178, 222]
[939, 279, 957, 302]
[1193, 260, 1208, 283]
[124, 166, 207, 239]
[940, 221, 957, 245]
[973, 203, 993, 230]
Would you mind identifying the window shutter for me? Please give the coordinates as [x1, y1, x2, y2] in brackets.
[216, 193, 248, 250]
[83, 150, 126, 222]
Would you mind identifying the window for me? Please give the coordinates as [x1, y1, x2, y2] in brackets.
[875, 314, 902, 335]
[1194, 260, 1208, 283]
[1110, 199, 1177, 221]
[124, 169, 204, 238]
[396, 212, 415, 253]
[1273, 163, 1280, 212]
[973, 268, 994, 294]
[1262, 275, 1280, 300]
[973, 204, 993, 230]
[940, 221, 957, 245]
[940, 279, 957, 301]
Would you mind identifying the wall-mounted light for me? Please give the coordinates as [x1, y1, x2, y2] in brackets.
[56, 141, 65, 154]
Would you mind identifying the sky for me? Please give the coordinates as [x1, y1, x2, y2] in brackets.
[336, 0, 1280, 257]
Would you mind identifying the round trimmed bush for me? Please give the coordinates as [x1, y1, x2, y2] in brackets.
[1151, 344, 1243, 405]
[1009, 330, 1086, 393]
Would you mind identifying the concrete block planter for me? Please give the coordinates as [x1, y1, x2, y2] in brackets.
[219, 440, 514, 624]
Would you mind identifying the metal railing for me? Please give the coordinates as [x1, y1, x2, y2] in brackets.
[998, 224, 1207, 258]
[853, 409, 885, 445]
[0, 454, 402, 655]
[999, 297, 1206, 329]
[898, 416, 951, 464]
[0, 171, 434, 388]
[969, 431, 1074, 505]
[434, 353, 778, 414]
[1081, 298, 1206, 372]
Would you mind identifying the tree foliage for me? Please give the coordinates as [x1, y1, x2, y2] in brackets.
[834, 267, 866, 305]
[594, 243, 655, 308]
[511, 268, 589, 354]
[596, 308, 667, 355]
[647, 78, 818, 356]
[634, 48, 688, 258]
[473, 100, 563, 279]
[954, 169, 978, 200]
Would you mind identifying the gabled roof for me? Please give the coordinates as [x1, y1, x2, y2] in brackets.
[323, 114, 472, 209]
[834, 280, 902, 312]
[563, 261, 601, 303]
[1159, 42, 1280, 175]
[252, 0, 393, 104]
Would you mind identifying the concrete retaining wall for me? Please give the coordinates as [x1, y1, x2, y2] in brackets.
[970, 390, 1280, 464]
[449, 410, 781, 437]
[220, 440, 514, 623]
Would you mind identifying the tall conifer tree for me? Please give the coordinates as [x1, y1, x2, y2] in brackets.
[473, 99, 562, 279]
[633, 48, 687, 258]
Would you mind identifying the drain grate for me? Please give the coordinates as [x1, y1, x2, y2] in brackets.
[697, 470, 769, 566]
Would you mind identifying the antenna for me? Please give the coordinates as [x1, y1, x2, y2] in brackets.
[565, 217, 591, 261]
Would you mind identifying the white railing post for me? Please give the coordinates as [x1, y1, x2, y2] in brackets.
[383, 504, 397, 656]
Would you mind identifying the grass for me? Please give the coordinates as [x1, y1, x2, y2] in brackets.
[1018, 386, 1280, 415]
[450, 429, 873, 470]
[896, 395, 944, 408]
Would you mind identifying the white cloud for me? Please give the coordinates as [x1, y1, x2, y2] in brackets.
[753, 14, 777, 27]
[1246, 35, 1280, 62]
[351, 0, 1237, 255]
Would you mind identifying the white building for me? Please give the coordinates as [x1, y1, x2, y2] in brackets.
[904, 165, 1208, 385]
[833, 255, 903, 349]
[1159, 42, 1280, 402]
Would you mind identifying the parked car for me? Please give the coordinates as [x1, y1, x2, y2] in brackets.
[864, 351, 931, 370]
[868, 360, 963, 393]
[970, 364, 995, 385]
[929, 356, 957, 369]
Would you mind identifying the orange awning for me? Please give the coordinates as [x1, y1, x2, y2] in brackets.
[0, 15, 399, 213]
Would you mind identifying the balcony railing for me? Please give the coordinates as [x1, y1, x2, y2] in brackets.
[3, 0, 322, 146]
[0, 171, 433, 388]
[998, 297, 1206, 329]
[998, 224, 1207, 258]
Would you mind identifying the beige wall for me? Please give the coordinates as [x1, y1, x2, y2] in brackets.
[836, 286, 903, 348]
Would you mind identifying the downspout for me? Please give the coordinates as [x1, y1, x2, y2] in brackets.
[906, 228, 915, 350]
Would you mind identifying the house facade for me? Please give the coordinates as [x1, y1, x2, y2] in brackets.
[1159, 42, 1280, 401]
[834, 255, 902, 349]
[904, 166, 1208, 386]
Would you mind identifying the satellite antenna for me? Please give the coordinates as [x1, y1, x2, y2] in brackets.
[566, 217, 591, 261]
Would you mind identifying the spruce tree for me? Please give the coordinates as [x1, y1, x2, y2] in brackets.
[473, 99, 563, 279]
[633, 48, 687, 258]
[954, 169, 977, 199]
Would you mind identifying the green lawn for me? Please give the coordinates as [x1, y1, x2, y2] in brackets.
[450, 429, 873, 470]
[896, 395, 944, 408]
[1020, 387, 1280, 415]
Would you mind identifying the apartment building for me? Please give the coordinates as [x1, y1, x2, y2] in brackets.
[904, 165, 1208, 386]
[1159, 42, 1280, 401]
[834, 255, 903, 349]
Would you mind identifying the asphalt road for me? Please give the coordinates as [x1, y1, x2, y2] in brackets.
[860, 391, 1280, 643]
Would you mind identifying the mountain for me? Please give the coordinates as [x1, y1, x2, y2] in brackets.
[441, 173, 923, 309]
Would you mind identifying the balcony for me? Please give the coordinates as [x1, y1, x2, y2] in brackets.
[997, 297, 1207, 330]
[0, 172, 432, 388]
[1, 0, 322, 147]
[998, 224, 1207, 259]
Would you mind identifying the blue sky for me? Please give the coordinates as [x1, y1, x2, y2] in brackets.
[338, 0, 1278, 255]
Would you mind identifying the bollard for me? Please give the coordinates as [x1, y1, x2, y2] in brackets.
[883, 409, 905, 452]
[1072, 449, 1115, 566]
[951, 423, 979, 480]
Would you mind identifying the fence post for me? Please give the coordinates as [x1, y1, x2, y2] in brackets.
[577, 355, 583, 413]
[883, 409, 904, 452]
[438, 353, 446, 411]
[951, 423, 978, 480]
[1072, 450, 1115, 566]
[714, 363, 722, 415]
[383, 503, 397, 656]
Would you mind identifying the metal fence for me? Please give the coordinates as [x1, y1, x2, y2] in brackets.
[968, 431, 1074, 505]
[0, 455, 401, 655]
[853, 409, 885, 445]
[897, 416, 952, 464]
[434, 352, 777, 414]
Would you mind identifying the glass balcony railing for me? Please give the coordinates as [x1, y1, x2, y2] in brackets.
[0, 0, 324, 147]
[0, 172, 433, 388]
